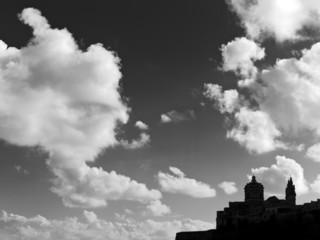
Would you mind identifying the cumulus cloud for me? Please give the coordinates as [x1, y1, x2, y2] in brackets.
[227, 0, 320, 42]
[160, 110, 195, 124]
[227, 107, 287, 154]
[120, 133, 150, 150]
[310, 175, 320, 194]
[0, 210, 214, 240]
[157, 167, 216, 198]
[0, 8, 160, 208]
[218, 181, 238, 195]
[251, 155, 309, 196]
[306, 143, 320, 162]
[205, 18, 320, 154]
[204, 84, 239, 113]
[144, 200, 171, 217]
[221, 37, 265, 79]
[135, 121, 149, 130]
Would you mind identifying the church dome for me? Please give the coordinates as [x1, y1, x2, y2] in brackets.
[266, 196, 280, 203]
[244, 176, 264, 202]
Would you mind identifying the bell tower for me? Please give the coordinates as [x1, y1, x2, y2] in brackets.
[285, 177, 296, 206]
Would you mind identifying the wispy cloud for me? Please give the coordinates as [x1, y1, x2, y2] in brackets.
[218, 181, 238, 195]
[0, 210, 214, 240]
[160, 110, 195, 124]
[157, 167, 216, 198]
[14, 165, 29, 175]
[120, 133, 150, 150]
[135, 121, 149, 130]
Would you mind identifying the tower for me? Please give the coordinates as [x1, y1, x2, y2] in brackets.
[285, 177, 296, 206]
[244, 176, 264, 202]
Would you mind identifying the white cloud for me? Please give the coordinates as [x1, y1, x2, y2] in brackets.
[204, 84, 239, 113]
[0, 8, 159, 208]
[227, 0, 320, 42]
[144, 200, 171, 217]
[306, 143, 320, 162]
[0, 210, 214, 240]
[135, 121, 149, 130]
[49, 165, 161, 208]
[258, 43, 320, 135]
[206, 36, 320, 154]
[221, 37, 265, 78]
[251, 155, 309, 196]
[160, 110, 195, 124]
[157, 167, 216, 198]
[120, 133, 150, 150]
[218, 181, 238, 195]
[310, 175, 320, 194]
[168, 166, 185, 178]
[227, 107, 286, 154]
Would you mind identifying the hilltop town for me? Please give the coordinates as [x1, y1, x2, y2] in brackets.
[176, 176, 320, 240]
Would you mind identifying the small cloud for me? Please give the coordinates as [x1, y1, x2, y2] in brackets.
[135, 121, 149, 130]
[124, 209, 134, 215]
[218, 181, 238, 195]
[220, 37, 265, 79]
[83, 210, 98, 224]
[120, 133, 150, 150]
[160, 110, 195, 124]
[311, 175, 320, 194]
[306, 143, 320, 162]
[144, 200, 171, 217]
[157, 167, 216, 198]
[14, 165, 29, 175]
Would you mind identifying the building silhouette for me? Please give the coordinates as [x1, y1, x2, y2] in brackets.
[176, 175, 320, 240]
[216, 176, 319, 230]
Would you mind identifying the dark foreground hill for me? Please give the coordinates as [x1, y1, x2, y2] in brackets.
[176, 209, 320, 240]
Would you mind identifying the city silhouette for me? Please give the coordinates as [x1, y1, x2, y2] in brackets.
[176, 176, 320, 240]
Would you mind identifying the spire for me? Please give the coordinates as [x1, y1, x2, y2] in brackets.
[285, 177, 296, 206]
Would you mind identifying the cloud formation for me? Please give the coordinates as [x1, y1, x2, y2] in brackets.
[135, 121, 149, 130]
[227, 108, 286, 154]
[221, 37, 265, 79]
[160, 110, 195, 124]
[204, 84, 239, 113]
[227, 0, 320, 42]
[218, 181, 238, 195]
[157, 167, 216, 198]
[310, 175, 320, 194]
[251, 156, 309, 196]
[144, 200, 171, 217]
[0, 8, 160, 208]
[205, 24, 320, 154]
[120, 133, 150, 150]
[0, 210, 214, 240]
[306, 143, 320, 162]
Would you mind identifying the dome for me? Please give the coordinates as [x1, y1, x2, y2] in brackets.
[244, 176, 264, 202]
[266, 196, 280, 203]
[245, 176, 263, 189]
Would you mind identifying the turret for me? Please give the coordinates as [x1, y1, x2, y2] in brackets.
[244, 176, 264, 202]
[285, 177, 296, 206]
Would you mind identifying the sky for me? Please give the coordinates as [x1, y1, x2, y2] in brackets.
[1, 0, 320, 239]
